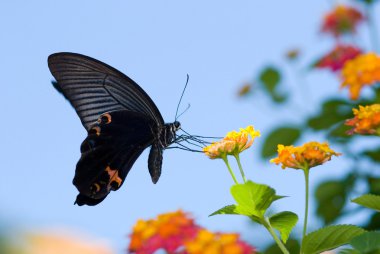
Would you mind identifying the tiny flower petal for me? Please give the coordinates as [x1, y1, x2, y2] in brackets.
[270, 142, 341, 170]
[345, 104, 380, 135]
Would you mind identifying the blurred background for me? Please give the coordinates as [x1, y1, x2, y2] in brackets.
[1, 0, 379, 253]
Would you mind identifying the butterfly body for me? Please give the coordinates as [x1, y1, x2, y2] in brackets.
[48, 53, 180, 206]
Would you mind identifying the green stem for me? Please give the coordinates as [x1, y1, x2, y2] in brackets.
[222, 156, 238, 184]
[302, 167, 310, 241]
[263, 219, 289, 254]
[233, 154, 247, 183]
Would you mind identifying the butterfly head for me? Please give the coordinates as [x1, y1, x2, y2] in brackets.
[173, 121, 181, 131]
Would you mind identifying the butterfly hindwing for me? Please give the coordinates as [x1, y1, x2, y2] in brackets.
[73, 110, 157, 206]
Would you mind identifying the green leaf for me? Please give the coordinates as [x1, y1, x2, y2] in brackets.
[230, 181, 284, 218]
[352, 194, 380, 212]
[350, 232, 380, 253]
[327, 123, 353, 143]
[307, 99, 352, 131]
[259, 67, 281, 92]
[301, 225, 366, 254]
[269, 211, 298, 243]
[210, 181, 285, 225]
[209, 205, 240, 216]
[315, 180, 349, 224]
[209, 205, 262, 223]
[364, 213, 380, 231]
[362, 148, 380, 163]
[258, 66, 286, 103]
[231, 181, 278, 216]
[338, 249, 360, 254]
[261, 126, 301, 158]
[368, 178, 380, 195]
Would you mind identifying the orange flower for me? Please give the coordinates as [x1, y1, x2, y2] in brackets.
[345, 104, 380, 135]
[321, 5, 364, 37]
[270, 142, 341, 170]
[184, 229, 255, 254]
[128, 210, 199, 254]
[314, 44, 361, 72]
[341, 53, 380, 100]
[203, 126, 260, 159]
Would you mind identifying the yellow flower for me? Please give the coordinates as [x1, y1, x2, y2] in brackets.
[203, 125, 260, 159]
[341, 53, 380, 100]
[270, 141, 341, 170]
[345, 104, 380, 135]
[184, 229, 255, 254]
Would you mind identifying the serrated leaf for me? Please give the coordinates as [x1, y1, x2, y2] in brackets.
[350, 232, 380, 253]
[301, 225, 366, 254]
[269, 211, 298, 243]
[231, 181, 283, 218]
[261, 126, 301, 158]
[352, 194, 380, 212]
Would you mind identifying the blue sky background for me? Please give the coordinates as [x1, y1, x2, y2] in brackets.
[1, 0, 379, 253]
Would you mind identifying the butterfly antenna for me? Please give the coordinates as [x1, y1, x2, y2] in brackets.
[176, 103, 191, 120]
[175, 74, 190, 121]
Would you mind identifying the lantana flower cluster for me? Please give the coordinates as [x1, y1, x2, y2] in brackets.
[270, 142, 341, 170]
[346, 104, 380, 135]
[203, 126, 260, 159]
[128, 210, 255, 254]
[341, 53, 380, 100]
[321, 5, 364, 37]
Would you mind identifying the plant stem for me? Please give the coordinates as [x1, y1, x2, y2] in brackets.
[234, 154, 247, 183]
[302, 167, 310, 241]
[222, 156, 238, 184]
[263, 219, 289, 254]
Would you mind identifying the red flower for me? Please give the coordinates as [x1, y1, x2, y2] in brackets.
[321, 5, 364, 37]
[314, 44, 362, 71]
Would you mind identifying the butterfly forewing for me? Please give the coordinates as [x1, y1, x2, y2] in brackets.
[48, 53, 164, 130]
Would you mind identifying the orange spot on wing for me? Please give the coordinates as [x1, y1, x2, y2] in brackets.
[105, 166, 122, 190]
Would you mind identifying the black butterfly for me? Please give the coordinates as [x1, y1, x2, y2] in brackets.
[48, 52, 185, 206]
